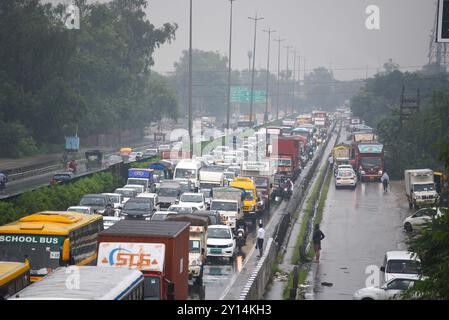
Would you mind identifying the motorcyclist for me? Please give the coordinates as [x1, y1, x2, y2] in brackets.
[381, 171, 390, 192]
[68, 160, 77, 174]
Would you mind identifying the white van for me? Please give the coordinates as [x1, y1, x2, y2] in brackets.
[174, 159, 202, 191]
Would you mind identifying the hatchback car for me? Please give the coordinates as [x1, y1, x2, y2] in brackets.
[403, 207, 445, 232]
[353, 277, 419, 300]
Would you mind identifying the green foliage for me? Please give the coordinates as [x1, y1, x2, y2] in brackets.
[0, 172, 121, 226]
[0, 0, 178, 157]
[0, 120, 38, 158]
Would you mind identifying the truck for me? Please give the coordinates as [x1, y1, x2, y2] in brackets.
[404, 169, 439, 209]
[199, 169, 225, 190]
[174, 158, 202, 191]
[165, 214, 209, 286]
[211, 187, 244, 228]
[296, 114, 312, 126]
[96, 219, 190, 300]
[127, 168, 155, 192]
[241, 161, 273, 212]
[230, 177, 259, 222]
[354, 142, 384, 182]
[267, 136, 301, 180]
[312, 111, 328, 128]
[332, 143, 352, 167]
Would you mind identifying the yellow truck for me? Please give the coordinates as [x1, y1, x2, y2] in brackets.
[230, 177, 259, 221]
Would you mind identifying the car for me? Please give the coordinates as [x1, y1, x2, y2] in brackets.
[335, 169, 357, 189]
[353, 277, 419, 300]
[121, 197, 154, 220]
[166, 204, 198, 214]
[78, 194, 115, 216]
[380, 251, 421, 283]
[137, 192, 159, 211]
[122, 184, 145, 195]
[403, 207, 445, 232]
[102, 193, 123, 210]
[67, 206, 93, 215]
[334, 164, 354, 175]
[178, 192, 206, 210]
[114, 188, 137, 204]
[129, 151, 143, 161]
[206, 225, 236, 262]
[151, 211, 170, 221]
[50, 172, 74, 185]
[158, 144, 171, 152]
[157, 180, 182, 210]
[196, 210, 222, 225]
[143, 148, 158, 158]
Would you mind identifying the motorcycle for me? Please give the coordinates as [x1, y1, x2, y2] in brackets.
[235, 225, 247, 251]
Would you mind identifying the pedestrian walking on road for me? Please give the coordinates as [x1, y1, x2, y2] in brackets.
[312, 224, 325, 263]
[256, 223, 265, 258]
[328, 154, 334, 169]
[381, 171, 390, 192]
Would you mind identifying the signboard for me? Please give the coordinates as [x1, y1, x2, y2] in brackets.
[241, 161, 270, 172]
[97, 242, 165, 272]
[354, 133, 375, 142]
[437, 0, 449, 42]
[231, 86, 266, 103]
[65, 136, 79, 151]
[266, 128, 281, 135]
[128, 169, 153, 179]
[358, 144, 383, 154]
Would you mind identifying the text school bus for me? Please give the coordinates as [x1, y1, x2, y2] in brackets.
[0, 211, 103, 282]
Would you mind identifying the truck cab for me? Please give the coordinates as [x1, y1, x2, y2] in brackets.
[211, 187, 244, 228]
[174, 159, 202, 191]
[230, 177, 258, 221]
[355, 143, 384, 182]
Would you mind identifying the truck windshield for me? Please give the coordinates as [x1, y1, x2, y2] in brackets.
[189, 240, 201, 253]
[128, 179, 148, 187]
[158, 188, 178, 197]
[413, 184, 435, 192]
[211, 201, 237, 211]
[144, 276, 161, 300]
[386, 260, 420, 274]
[0, 235, 64, 276]
[360, 157, 382, 167]
[244, 190, 255, 201]
[175, 169, 196, 179]
[181, 194, 203, 203]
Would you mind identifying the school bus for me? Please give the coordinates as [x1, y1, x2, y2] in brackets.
[0, 211, 103, 282]
[0, 261, 30, 299]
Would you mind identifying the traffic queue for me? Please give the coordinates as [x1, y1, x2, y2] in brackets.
[0, 113, 332, 300]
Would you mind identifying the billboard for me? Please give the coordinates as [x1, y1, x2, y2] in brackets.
[437, 0, 449, 42]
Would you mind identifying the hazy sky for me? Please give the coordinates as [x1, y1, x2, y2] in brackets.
[53, 0, 437, 80]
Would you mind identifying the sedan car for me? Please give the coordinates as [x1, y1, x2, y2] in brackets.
[206, 225, 236, 263]
[353, 277, 419, 300]
[121, 197, 154, 220]
[403, 207, 445, 232]
[335, 169, 357, 189]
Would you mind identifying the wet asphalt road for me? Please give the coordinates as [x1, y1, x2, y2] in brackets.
[305, 129, 412, 300]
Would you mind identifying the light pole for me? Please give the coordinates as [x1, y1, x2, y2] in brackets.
[188, 0, 193, 158]
[292, 49, 297, 115]
[263, 28, 276, 124]
[284, 45, 292, 116]
[226, 0, 236, 131]
[248, 14, 264, 126]
[274, 37, 285, 120]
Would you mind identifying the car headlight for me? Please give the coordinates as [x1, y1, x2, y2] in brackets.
[228, 243, 234, 248]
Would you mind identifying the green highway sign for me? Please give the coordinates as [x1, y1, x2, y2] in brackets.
[231, 86, 266, 103]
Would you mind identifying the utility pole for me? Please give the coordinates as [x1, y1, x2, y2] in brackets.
[284, 45, 292, 115]
[226, 0, 236, 131]
[274, 37, 285, 120]
[292, 49, 297, 115]
[188, 0, 193, 158]
[248, 14, 264, 126]
[297, 53, 301, 114]
[263, 28, 276, 124]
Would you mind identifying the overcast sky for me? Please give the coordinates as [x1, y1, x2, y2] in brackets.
[53, 0, 437, 80]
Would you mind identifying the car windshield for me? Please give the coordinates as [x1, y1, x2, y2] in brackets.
[127, 179, 147, 187]
[181, 194, 203, 203]
[360, 157, 382, 167]
[413, 184, 435, 192]
[338, 170, 354, 177]
[386, 259, 420, 274]
[158, 188, 178, 197]
[208, 228, 231, 239]
[211, 201, 237, 211]
[124, 201, 151, 211]
[189, 240, 201, 253]
[175, 169, 196, 179]
[169, 206, 192, 213]
[115, 189, 135, 198]
[0, 235, 65, 276]
[80, 197, 105, 206]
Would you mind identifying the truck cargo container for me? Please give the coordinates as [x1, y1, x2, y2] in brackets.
[96, 220, 189, 300]
[404, 169, 439, 209]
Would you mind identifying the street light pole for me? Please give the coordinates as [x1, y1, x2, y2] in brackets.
[248, 14, 264, 126]
[226, 0, 236, 131]
[263, 28, 276, 124]
[274, 37, 285, 120]
[292, 49, 297, 115]
[188, 0, 193, 158]
[284, 45, 292, 116]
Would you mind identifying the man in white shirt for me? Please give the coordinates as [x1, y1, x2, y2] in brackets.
[256, 223, 265, 257]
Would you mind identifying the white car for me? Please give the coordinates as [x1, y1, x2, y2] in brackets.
[353, 277, 419, 300]
[403, 207, 445, 232]
[178, 192, 206, 210]
[158, 144, 171, 152]
[67, 206, 93, 215]
[114, 188, 137, 204]
[102, 193, 123, 210]
[137, 192, 160, 211]
[123, 184, 145, 195]
[380, 251, 421, 283]
[206, 225, 236, 262]
[167, 204, 198, 214]
[335, 169, 357, 189]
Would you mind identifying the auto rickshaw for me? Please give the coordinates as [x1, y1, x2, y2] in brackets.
[85, 150, 103, 171]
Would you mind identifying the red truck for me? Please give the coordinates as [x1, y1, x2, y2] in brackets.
[96, 220, 190, 300]
[267, 136, 301, 179]
[353, 142, 384, 182]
